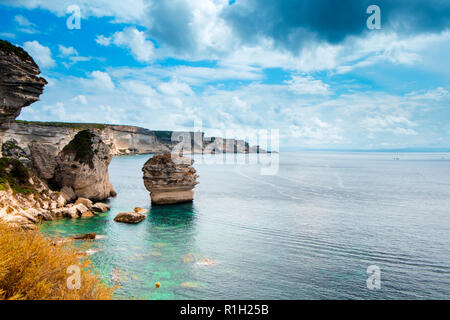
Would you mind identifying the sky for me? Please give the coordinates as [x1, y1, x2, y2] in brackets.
[0, 0, 449, 150]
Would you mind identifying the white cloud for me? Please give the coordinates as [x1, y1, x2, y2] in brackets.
[285, 76, 331, 96]
[95, 35, 111, 46]
[392, 128, 418, 136]
[96, 27, 154, 62]
[14, 14, 39, 34]
[58, 45, 78, 57]
[5, 0, 148, 22]
[86, 71, 115, 91]
[71, 95, 88, 105]
[14, 15, 34, 27]
[157, 80, 194, 96]
[0, 32, 15, 39]
[22, 41, 55, 68]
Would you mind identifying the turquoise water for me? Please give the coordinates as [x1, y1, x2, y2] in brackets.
[41, 152, 450, 299]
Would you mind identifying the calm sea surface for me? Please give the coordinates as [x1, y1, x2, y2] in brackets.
[41, 152, 450, 299]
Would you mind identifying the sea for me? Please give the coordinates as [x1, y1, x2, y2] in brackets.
[41, 152, 450, 300]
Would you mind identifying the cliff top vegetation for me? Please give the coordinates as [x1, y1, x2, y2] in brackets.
[62, 130, 96, 166]
[0, 39, 35, 64]
[16, 120, 107, 130]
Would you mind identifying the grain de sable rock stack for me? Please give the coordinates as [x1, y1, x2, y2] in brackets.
[142, 153, 199, 205]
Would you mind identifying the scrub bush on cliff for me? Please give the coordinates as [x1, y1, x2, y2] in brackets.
[0, 221, 114, 300]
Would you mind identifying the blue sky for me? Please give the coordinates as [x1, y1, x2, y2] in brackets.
[0, 0, 449, 150]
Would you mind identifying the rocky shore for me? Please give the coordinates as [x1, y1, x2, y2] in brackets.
[0, 40, 115, 229]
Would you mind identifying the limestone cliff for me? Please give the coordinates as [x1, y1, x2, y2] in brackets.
[142, 153, 199, 205]
[0, 121, 264, 157]
[0, 40, 47, 127]
[53, 129, 116, 201]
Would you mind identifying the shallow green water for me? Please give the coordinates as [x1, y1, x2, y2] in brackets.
[41, 152, 450, 299]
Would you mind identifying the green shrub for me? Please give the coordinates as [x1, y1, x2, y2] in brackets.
[0, 158, 34, 194]
[62, 130, 95, 167]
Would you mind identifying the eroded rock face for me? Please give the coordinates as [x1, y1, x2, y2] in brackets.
[0, 40, 47, 126]
[142, 153, 199, 205]
[54, 130, 116, 201]
[28, 142, 58, 180]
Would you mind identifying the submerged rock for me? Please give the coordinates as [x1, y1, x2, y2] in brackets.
[114, 211, 146, 224]
[142, 153, 199, 205]
[73, 232, 96, 240]
[54, 130, 116, 201]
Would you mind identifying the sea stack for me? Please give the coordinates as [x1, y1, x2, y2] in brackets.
[53, 129, 116, 201]
[142, 153, 199, 205]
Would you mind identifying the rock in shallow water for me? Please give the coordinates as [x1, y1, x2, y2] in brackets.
[73, 232, 96, 240]
[142, 153, 199, 205]
[92, 202, 110, 213]
[114, 211, 146, 224]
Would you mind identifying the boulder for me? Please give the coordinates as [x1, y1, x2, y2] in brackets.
[80, 210, 94, 218]
[63, 203, 89, 219]
[114, 211, 146, 224]
[54, 130, 116, 201]
[28, 142, 58, 180]
[73, 233, 96, 240]
[74, 197, 93, 209]
[0, 40, 47, 126]
[133, 207, 148, 214]
[63, 207, 79, 219]
[92, 202, 110, 213]
[142, 153, 199, 205]
[56, 194, 66, 208]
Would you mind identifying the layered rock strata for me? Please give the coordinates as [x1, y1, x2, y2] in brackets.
[0, 121, 265, 157]
[0, 40, 47, 126]
[53, 129, 116, 201]
[142, 153, 199, 205]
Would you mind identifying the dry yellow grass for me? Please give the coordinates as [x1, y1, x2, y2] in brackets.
[0, 221, 114, 300]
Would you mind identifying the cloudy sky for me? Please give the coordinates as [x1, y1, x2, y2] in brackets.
[0, 0, 449, 150]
